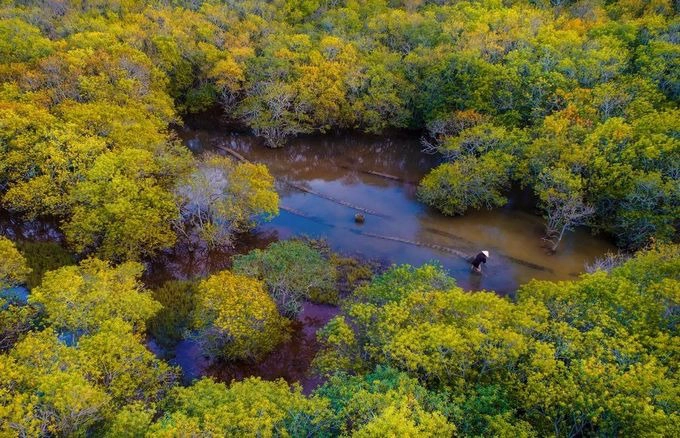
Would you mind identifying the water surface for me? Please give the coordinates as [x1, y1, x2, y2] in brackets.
[1, 128, 616, 391]
[171, 302, 336, 393]
[178, 127, 616, 295]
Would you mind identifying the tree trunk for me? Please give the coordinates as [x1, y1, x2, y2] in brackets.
[551, 224, 567, 252]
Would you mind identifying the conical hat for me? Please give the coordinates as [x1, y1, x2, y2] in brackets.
[482, 251, 489, 257]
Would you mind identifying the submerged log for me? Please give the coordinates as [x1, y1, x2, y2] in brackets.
[367, 170, 401, 181]
[213, 146, 385, 218]
[337, 164, 418, 185]
[215, 145, 552, 273]
[215, 145, 248, 163]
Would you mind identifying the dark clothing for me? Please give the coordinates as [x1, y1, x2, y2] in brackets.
[471, 252, 488, 269]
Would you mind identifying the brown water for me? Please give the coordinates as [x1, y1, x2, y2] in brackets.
[177, 127, 616, 295]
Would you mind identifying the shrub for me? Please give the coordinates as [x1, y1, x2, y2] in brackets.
[417, 152, 514, 215]
[15, 241, 74, 289]
[191, 271, 290, 361]
[148, 280, 198, 351]
[233, 240, 337, 316]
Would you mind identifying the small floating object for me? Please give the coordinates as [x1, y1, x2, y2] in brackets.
[354, 213, 365, 224]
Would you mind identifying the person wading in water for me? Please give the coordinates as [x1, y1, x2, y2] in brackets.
[471, 251, 489, 273]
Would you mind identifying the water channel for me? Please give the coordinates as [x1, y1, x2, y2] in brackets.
[175, 127, 615, 294]
[2, 124, 617, 392]
[159, 126, 616, 391]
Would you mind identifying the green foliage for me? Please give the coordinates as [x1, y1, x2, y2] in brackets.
[611, 172, 679, 249]
[0, 1, 678, 436]
[535, 167, 595, 251]
[315, 367, 455, 437]
[191, 270, 291, 361]
[29, 258, 161, 337]
[312, 316, 361, 376]
[636, 38, 680, 101]
[76, 319, 178, 407]
[148, 280, 198, 351]
[0, 321, 177, 437]
[0, 11, 191, 260]
[15, 241, 75, 289]
[1, 0, 676, 251]
[0, 238, 40, 352]
[316, 246, 680, 436]
[330, 254, 375, 295]
[0, 298, 41, 352]
[63, 148, 184, 261]
[352, 262, 455, 306]
[418, 152, 515, 215]
[104, 403, 155, 438]
[0, 18, 52, 63]
[233, 240, 337, 316]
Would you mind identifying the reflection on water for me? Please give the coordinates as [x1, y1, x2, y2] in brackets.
[0, 285, 29, 304]
[177, 127, 616, 295]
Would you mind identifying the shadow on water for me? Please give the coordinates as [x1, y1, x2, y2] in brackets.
[170, 302, 337, 394]
[143, 229, 280, 288]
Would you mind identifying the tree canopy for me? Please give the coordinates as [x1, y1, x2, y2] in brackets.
[0, 0, 677, 249]
[29, 258, 161, 338]
[0, 237, 30, 290]
[0, 0, 678, 436]
[0, 240, 678, 436]
[233, 240, 337, 316]
[175, 154, 279, 248]
[314, 245, 680, 436]
[191, 270, 291, 361]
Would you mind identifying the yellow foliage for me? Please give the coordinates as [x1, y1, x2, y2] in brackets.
[0, 237, 31, 289]
[193, 271, 290, 360]
[30, 258, 161, 336]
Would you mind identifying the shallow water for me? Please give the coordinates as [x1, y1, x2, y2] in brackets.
[165, 127, 617, 391]
[177, 127, 616, 295]
[0, 127, 617, 392]
[0, 285, 29, 304]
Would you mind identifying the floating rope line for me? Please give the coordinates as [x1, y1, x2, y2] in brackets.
[216, 145, 386, 217]
[218, 144, 554, 274]
[281, 181, 385, 217]
[278, 205, 312, 218]
[336, 164, 418, 185]
[358, 231, 471, 260]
